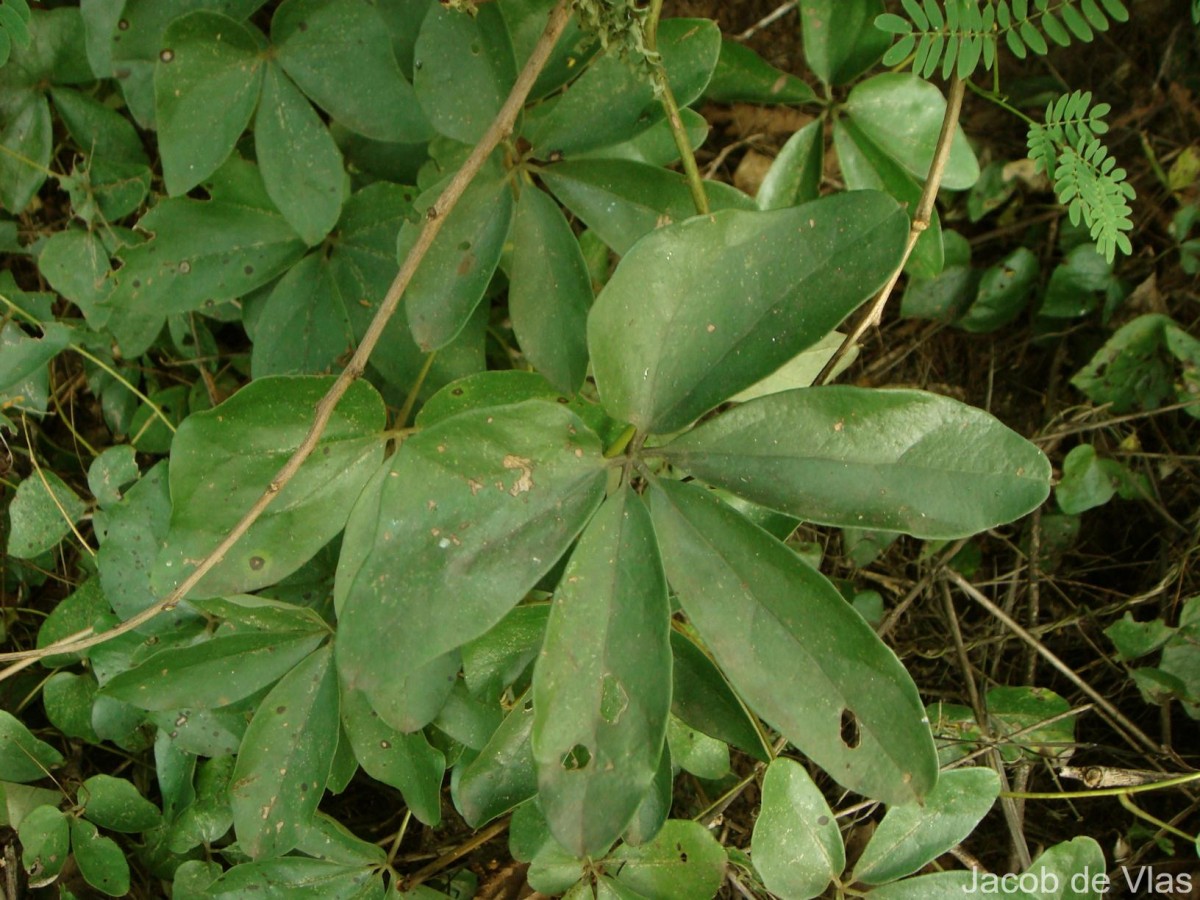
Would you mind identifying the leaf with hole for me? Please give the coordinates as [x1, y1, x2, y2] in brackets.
[18, 805, 68, 886]
[648, 478, 937, 805]
[532, 487, 671, 857]
[609, 819, 726, 900]
[661, 386, 1051, 539]
[588, 192, 907, 434]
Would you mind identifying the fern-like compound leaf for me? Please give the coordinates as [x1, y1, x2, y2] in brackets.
[874, 0, 1129, 81]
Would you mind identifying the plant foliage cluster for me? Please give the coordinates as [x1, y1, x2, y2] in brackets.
[0, 0, 1195, 897]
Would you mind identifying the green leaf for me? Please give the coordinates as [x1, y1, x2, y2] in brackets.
[757, 119, 825, 211]
[1024, 837, 1106, 899]
[255, 64, 345, 245]
[833, 116, 944, 279]
[336, 400, 606, 693]
[155, 11, 266, 196]
[1104, 613, 1175, 662]
[667, 716, 729, 779]
[71, 817, 131, 897]
[728, 331, 851, 402]
[800, 0, 892, 86]
[108, 0, 268, 129]
[845, 73, 980, 190]
[623, 743, 672, 846]
[0, 91, 50, 215]
[78, 774, 162, 833]
[153, 376, 386, 597]
[610, 820, 726, 900]
[231, 644, 339, 859]
[751, 758, 844, 900]
[541, 158, 754, 256]
[1038, 243, 1116, 319]
[1056, 444, 1120, 514]
[93, 461, 173, 625]
[852, 767, 1000, 884]
[526, 19, 720, 157]
[401, 163, 514, 351]
[104, 162, 308, 357]
[43, 671, 101, 743]
[37, 228, 112, 328]
[648, 479, 937, 806]
[250, 182, 415, 379]
[588, 193, 907, 434]
[340, 687, 445, 827]
[510, 185, 593, 394]
[355, 650, 460, 735]
[705, 38, 816, 104]
[87, 445, 138, 508]
[205, 857, 383, 899]
[101, 631, 327, 711]
[417, 371, 565, 430]
[274, 0, 431, 144]
[250, 253, 353, 377]
[0, 319, 69, 405]
[662, 386, 1050, 539]
[866, 871, 984, 899]
[50, 86, 148, 164]
[18, 805, 69, 885]
[454, 699, 537, 826]
[532, 487, 671, 857]
[413, 3, 515, 144]
[986, 686, 1074, 763]
[1071, 314, 1198, 416]
[670, 630, 769, 761]
[295, 812, 387, 866]
[37, 577, 109, 668]
[6, 470, 86, 559]
[958, 246, 1039, 332]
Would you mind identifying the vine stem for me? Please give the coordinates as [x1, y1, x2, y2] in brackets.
[816, 73, 965, 386]
[646, 0, 709, 215]
[0, 0, 576, 672]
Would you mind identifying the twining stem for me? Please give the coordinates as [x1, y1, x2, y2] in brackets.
[0, 0, 577, 671]
[816, 73, 966, 386]
[646, 0, 709, 215]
